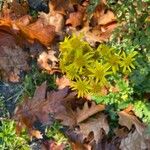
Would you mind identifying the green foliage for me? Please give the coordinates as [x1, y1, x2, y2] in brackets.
[23, 64, 56, 97]
[45, 122, 70, 149]
[106, 0, 150, 98]
[92, 78, 134, 111]
[59, 34, 138, 97]
[0, 120, 30, 150]
[0, 95, 8, 118]
[133, 100, 150, 124]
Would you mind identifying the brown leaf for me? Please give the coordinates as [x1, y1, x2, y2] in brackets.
[118, 110, 146, 135]
[30, 130, 43, 139]
[76, 102, 105, 123]
[39, 11, 65, 33]
[78, 114, 109, 143]
[85, 22, 117, 43]
[70, 142, 92, 150]
[38, 50, 59, 74]
[91, 4, 116, 26]
[42, 140, 65, 150]
[0, 45, 29, 82]
[56, 76, 70, 89]
[9, 0, 29, 19]
[49, 0, 78, 15]
[17, 19, 56, 46]
[66, 5, 85, 28]
[14, 82, 48, 135]
[0, 15, 56, 46]
[120, 130, 150, 150]
[14, 83, 77, 136]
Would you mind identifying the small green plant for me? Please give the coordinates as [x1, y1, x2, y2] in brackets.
[45, 122, 70, 149]
[0, 95, 8, 118]
[59, 34, 138, 97]
[133, 100, 150, 124]
[92, 78, 134, 110]
[0, 120, 30, 150]
[22, 64, 56, 98]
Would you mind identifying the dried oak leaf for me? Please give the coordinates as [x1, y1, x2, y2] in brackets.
[37, 50, 59, 74]
[120, 130, 150, 150]
[78, 114, 109, 143]
[76, 102, 105, 123]
[84, 22, 117, 44]
[39, 11, 65, 33]
[0, 15, 56, 46]
[14, 82, 77, 137]
[16, 19, 56, 46]
[66, 5, 86, 28]
[14, 82, 48, 138]
[118, 110, 146, 135]
[91, 3, 116, 26]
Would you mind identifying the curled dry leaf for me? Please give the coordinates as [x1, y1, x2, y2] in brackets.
[78, 114, 109, 143]
[84, 22, 117, 43]
[91, 4, 116, 26]
[76, 102, 105, 123]
[38, 50, 59, 74]
[118, 110, 146, 135]
[66, 5, 86, 28]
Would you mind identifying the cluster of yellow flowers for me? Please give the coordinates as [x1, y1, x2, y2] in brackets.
[59, 34, 138, 97]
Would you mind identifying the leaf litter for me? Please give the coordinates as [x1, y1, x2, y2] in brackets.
[0, 0, 149, 149]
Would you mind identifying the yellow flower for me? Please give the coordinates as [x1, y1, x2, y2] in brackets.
[65, 64, 80, 80]
[106, 53, 121, 74]
[71, 78, 91, 98]
[59, 36, 71, 52]
[88, 61, 111, 84]
[120, 51, 138, 73]
[97, 44, 114, 58]
[73, 52, 93, 74]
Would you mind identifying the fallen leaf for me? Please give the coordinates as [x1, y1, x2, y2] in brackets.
[30, 130, 43, 139]
[70, 142, 92, 150]
[118, 110, 146, 135]
[78, 114, 109, 143]
[0, 45, 29, 82]
[120, 130, 150, 150]
[9, 0, 29, 19]
[91, 4, 116, 26]
[49, 0, 78, 15]
[56, 76, 70, 89]
[76, 102, 105, 123]
[66, 5, 85, 28]
[42, 140, 65, 150]
[17, 19, 56, 46]
[39, 11, 65, 33]
[0, 15, 56, 46]
[85, 22, 117, 43]
[38, 50, 59, 74]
